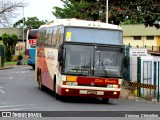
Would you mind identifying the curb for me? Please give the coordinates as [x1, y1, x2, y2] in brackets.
[0, 66, 15, 70]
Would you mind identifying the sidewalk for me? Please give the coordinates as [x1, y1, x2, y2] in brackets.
[120, 87, 130, 98]
[120, 82, 160, 103]
[0, 65, 15, 70]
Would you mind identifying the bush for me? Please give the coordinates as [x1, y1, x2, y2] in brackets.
[0, 44, 5, 48]
[18, 54, 23, 60]
[5, 50, 12, 62]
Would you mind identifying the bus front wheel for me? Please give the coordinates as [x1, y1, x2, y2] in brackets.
[102, 98, 109, 104]
[54, 80, 60, 100]
[38, 73, 44, 91]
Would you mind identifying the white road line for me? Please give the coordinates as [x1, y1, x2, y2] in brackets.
[0, 108, 33, 111]
[0, 104, 36, 111]
[0, 104, 35, 108]
[0, 89, 5, 93]
[0, 105, 23, 108]
[9, 77, 13, 79]
[0, 102, 11, 105]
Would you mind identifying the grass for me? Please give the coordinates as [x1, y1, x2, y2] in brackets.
[4, 61, 17, 65]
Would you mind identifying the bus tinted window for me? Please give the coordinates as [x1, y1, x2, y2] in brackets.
[29, 30, 38, 39]
[65, 27, 122, 45]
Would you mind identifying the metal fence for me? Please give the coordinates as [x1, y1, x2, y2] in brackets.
[0, 46, 4, 67]
[129, 45, 160, 52]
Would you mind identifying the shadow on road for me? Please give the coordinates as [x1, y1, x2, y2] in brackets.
[41, 87, 117, 105]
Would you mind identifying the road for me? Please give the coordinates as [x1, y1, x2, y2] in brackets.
[0, 65, 160, 119]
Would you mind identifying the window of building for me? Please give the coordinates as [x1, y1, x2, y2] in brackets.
[146, 36, 154, 40]
[134, 36, 141, 40]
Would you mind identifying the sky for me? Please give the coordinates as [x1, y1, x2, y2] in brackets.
[12, 0, 63, 23]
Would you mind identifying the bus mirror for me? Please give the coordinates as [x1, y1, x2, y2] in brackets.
[124, 56, 129, 68]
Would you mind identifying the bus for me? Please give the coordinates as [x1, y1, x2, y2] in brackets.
[35, 19, 124, 103]
[26, 29, 38, 69]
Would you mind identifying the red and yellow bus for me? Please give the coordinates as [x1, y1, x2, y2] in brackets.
[35, 19, 123, 103]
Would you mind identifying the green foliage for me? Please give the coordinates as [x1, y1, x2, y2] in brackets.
[2, 33, 18, 61]
[5, 49, 12, 62]
[52, 0, 160, 28]
[0, 44, 4, 49]
[25, 17, 47, 29]
[10, 34, 18, 55]
[2, 33, 9, 46]
[17, 54, 23, 60]
[13, 17, 47, 29]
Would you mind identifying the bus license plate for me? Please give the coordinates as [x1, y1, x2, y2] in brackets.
[87, 91, 97, 95]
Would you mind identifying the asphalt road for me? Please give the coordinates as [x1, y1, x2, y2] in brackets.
[0, 65, 160, 119]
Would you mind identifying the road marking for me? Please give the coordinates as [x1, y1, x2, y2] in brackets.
[9, 77, 13, 79]
[0, 90, 5, 93]
[0, 108, 33, 111]
[0, 102, 11, 105]
[0, 104, 36, 111]
[0, 87, 5, 93]
[0, 104, 35, 108]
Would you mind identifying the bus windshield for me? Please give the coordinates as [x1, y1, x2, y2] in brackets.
[65, 27, 122, 45]
[94, 46, 122, 77]
[27, 29, 38, 48]
[62, 45, 123, 77]
[63, 45, 94, 76]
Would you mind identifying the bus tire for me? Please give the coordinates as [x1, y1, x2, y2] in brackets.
[32, 65, 35, 70]
[54, 78, 60, 100]
[102, 98, 109, 104]
[38, 72, 44, 91]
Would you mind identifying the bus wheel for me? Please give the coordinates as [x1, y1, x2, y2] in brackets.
[54, 82, 60, 100]
[32, 65, 35, 70]
[38, 73, 44, 91]
[102, 98, 109, 104]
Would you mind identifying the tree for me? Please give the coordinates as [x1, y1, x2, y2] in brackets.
[0, 0, 25, 27]
[2, 33, 12, 61]
[13, 17, 47, 29]
[10, 34, 18, 55]
[52, 0, 160, 28]
[2, 33, 18, 61]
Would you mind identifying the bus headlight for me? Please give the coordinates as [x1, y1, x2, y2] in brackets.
[107, 84, 118, 88]
[66, 82, 78, 86]
[107, 84, 113, 88]
[113, 85, 118, 88]
[118, 79, 122, 84]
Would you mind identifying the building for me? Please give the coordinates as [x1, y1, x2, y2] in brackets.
[0, 28, 27, 44]
[0, 28, 27, 54]
[121, 24, 160, 48]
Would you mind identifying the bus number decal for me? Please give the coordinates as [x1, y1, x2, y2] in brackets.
[29, 39, 37, 44]
[66, 32, 72, 41]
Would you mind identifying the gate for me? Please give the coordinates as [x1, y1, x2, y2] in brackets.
[137, 57, 160, 102]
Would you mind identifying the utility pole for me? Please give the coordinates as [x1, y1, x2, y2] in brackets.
[23, 6, 25, 50]
[106, 0, 108, 23]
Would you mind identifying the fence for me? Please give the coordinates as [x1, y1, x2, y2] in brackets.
[0, 46, 4, 67]
[129, 45, 160, 52]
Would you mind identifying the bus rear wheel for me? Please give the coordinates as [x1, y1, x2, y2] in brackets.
[38, 73, 44, 91]
[102, 98, 109, 104]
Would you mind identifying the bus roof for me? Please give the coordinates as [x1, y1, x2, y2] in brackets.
[39, 18, 122, 30]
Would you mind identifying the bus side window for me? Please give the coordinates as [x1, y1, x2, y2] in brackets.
[55, 28, 61, 48]
[52, 27, 57, 47]
[51, 28, 55, 46]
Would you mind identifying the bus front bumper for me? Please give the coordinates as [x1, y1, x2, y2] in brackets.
[57, 86, 121, 99]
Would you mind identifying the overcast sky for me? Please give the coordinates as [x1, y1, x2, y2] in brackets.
[12, 0, 63, 23]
